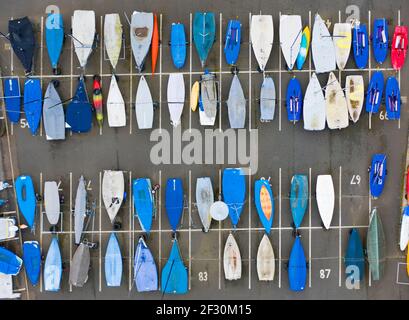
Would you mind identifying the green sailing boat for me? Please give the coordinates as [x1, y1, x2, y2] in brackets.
[366, 208, 386, 281]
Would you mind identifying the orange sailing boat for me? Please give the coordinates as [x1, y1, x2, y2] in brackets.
[151, 14, 159, 74]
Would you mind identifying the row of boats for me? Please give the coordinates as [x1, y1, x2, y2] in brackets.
[0, 154, 395, 292]
[7, 12, 408, 75]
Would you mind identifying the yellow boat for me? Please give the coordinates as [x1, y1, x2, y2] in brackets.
[190, 81, 199, 112]
[407, 249, 409, 277]
[296, 26, 310, 70]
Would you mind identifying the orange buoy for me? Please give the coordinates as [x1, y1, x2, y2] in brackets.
[151, 14, 159, 75]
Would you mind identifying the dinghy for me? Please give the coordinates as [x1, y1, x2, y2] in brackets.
[286, 77, 302, 122]
[296, 26, 310, 70]
[44, 237, 62, 292]
[130, 11, 153, 72]
[345, 75, 364, 123]
[312, 14, 336, 73]
[193, 12, 216, 68]
[134, 237, 158, 292]
[385, 76, 401, 120]
[365, 71, 384, 114]
[167, 73, 185, 127]
[105, 233, 122, 287]
[290, 175, 308, 229]
[190, 81, 199, 112]
[69, 243, 90, 287]
[0, 218, 18, 240]
[4, 77, 21, 123]
[0, 247, 22, 276]
[74, 176, 87, 245]
[260, 76, 276, 122]
[9, 17, 35, 74]
[226, 74, 246, 129]
[325, 72, 349, 130]
[165, 178, 184, 232]
[367, 208, 386, 281]
[254, 179, 274, 234]
[391, 25, 408, 70]
[44, 181, 60, 226]
[161, 238, 188, 294]
[15, 175, 36, 228]
[66, 76, 92, 133]
[24, 78, 42, 135]
[251, 15, 274, 71]
[199, 70, 217, 126]
[170, 23, 187, 69]
[92, 75, 103, 127]
[102, 170, 124, 224]
[43, 81, 65, 140]
[45, 13, 64, 74]
[104, 14, 122, 70]
[196, 177, 214, 232]
[222, 168, 245, 227]
[257, 234, 274, 281]
[107, 75, 126, 127]
[303, 73, 326, 131]
[333, 23, 352, 70]
[372, 19, 389, 64]
[224, 20, 241, 66]
[151, 14, 159, 74]
[135, 76, 154, 129]
[133, 178, 154, 233]
[400, 206, 409, 251]
[224, 233, 241, 280]
[72, 10, 96, 68]
[352, 22, 369, 69]
[316, 175, 335, 229]
[369, 154, 387, 199]
[345, 229, 364, 282]
[288, 236, 307, 291]
[280, 15, 302, 70]
[22, 241, 41, 286]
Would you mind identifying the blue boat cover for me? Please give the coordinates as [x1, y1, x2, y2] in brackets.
[170, 23, 186, 69]
[193, 12, 216, 67]
[290, 175, 308, 228]
[133, 178, 154, 233]
[105, 233, 122, 287]
[161, 239, 188, 294]
[286, 78, 303, 122]
[165, 178, 184, 232]
[66, 77, 92, 133]
[345, 229, 364, 282]
[15, 175, 36, 228]
[365, 71, 384, 113]
[24, 78, 42, 135]
[224, 20, 241, 66]
[9, 17, 35, 74]
[370, 154, 387, 198]
[23, 241, 41, 286]
[222, 168, 246, 227]
[288, 236, 307, 292]
[352, 24, 369, 69]
[0, 246, 23, 276]
[254, 179, 274, 234]
[372, 19, 389, 64]
[45, 13, 64, 69]
[134, 237, 158, 292]
[3, 77, 21, 123]
[44, 237, 62, 292]
[385, 76, 401, 120]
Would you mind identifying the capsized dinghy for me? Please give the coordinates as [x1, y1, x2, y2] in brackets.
[286, 77, 302, 122]
[369, 154, 387, 199]
[0, 247, 23, 276]
[4, 77, 21, 124]
[69, 243, 90, 287]
[133, 178, 154, 233]
[196, 177, 214, 232]
[104, 14, 123, 70]
[72, 10, 96, 68]
[345, 229, 364, 282]
[45, 13, 64, 74]
[135, 76, 154, 129]
[345, 75, 364, 123]
[22, 241, 41, 286]
[296, 26, 311, 70]
[43, 81, 65, 140]
[24, 78, 42, 135]
[333, 23, 352, 70]
[105, 233, 122, 287]
[290, 175, 308, 229]
[367, 208, 386, 281]
[222, 168, 245, 227]
[224, 233, 242, 280]
[134, 237, 158, 292]
[325, 72, 349, 130]
[260, 76, 276, 122]
[193, 12, 216, 68]
[372, 19, 389, 64]
[9, 17, 35, 74]
[311, 14, 336, 73]
[74, 176, 87, 245]
[199, 70, 217, 126]
[161, 238, 188, 294]
[251, 15, 274, 71]
[165, 178, 184, 232]
[279, 15, 302, 70]
[102, 170, 124, 224]
[303, 73, 326, 131]
[170, 23, 187, 69]
[66, 76, 92, 133]
[288, 236, 307, 291]
[44, 237, 62, 291]
[257, 234, 275, 281]
[224, 20, 241, 66]
[107, 75, 126, 127]
[226, 73, 246, 129]
[167, 73, 185, 127]
[44, 181, 60, 226]
[254, 179, 274, 234]
[15, 175, 36, 228]
[316, 175, 335, 229]
[385, 76, 401, 120]
[130, 11, 153, 72]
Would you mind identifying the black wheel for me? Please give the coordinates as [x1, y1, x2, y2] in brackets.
[52, 79, 60, 88]
[91, 242, 98, 250]
[50, 225, 58, 233]
[153, 102, 159, 109]
[201, 226, 206, 233]
[172, 231, 177, 240]
[140, 234, 147, 242]
[291, 222, 295, 229]
[35, 194, 43, 202]
[257, 66, 262, 73]
[321, 222, 327, 230]
[113, 221, 122, 230]
[230, 66, 237, 75]
[82, 75, 87, 82]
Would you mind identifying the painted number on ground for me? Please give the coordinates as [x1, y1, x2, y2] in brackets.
[350, 175, 361, 185]
[379, 111, 389, 121]
[320, 269, 331, 279]
[198, 271, 208, 282]
[20, 119, 29, 129]
[87, 180, 92, 191]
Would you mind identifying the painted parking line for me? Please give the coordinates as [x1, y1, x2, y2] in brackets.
[100, 16, 103, 136]
[188, 170, 192, 290]
[278, 12, 282, 132]
[129, 30, 133, 136]
[128, 170, 132, 291]
[248, 168, 251, 289]
[219, 13, 223, 132]
[338, 166, 342, 287]
[158, 169, 162, 290]
[278, 167, 282, 288]
[248, 13, 252, 132]
[368, 168, 372, 287]
[218, 168, 221, 290]
[398, 9, 401, 130]
[189, 13, 192, 132]
[39, 172, 43, 293]
[159, 14, 163, 133]
[69, 171, 73, 292]
[368, 10, 372, 130]
[40, 16, 44, 137]
[99, 171, 102, 292]
[309, 167, 312, 287]
[308, 11, 312, 78]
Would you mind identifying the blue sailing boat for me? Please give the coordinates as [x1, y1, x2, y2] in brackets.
[193, 12, 216, 67]
[161, 238, 188, 294]
[134, 237, 158, 292]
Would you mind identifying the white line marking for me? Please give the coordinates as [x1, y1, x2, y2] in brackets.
[99, 171, 102, 292]
[279, 167, 282, 288]
[218, 169, 222, 289]
[398, 9, 401, 130]
[309, 11, 312, 78]
[159, 14, 163, 132]
[158, 169, 162, 290]
[339, 166, 342, 287]
[188, 170, 192, 290]
[40, 16, 44, 137]
[69, 172, 72, 292]
[248, 168, 251, 289]
[100, 16, 103, 136]
[278, 12, 282, 132]
[129, 30, 133, 135]
[128, 171, 132, 291]
[368, 10, 372, 130]
[219, 13, 223, 131]
[248, 13, 252, 132]
[70, 15, 73, 137]
[189, 13, 192, 132]
[309, 167, 312, 287]
[39, 172, 43, 292]
[10, 17, 14, 75]
[368, 164, 372, 287]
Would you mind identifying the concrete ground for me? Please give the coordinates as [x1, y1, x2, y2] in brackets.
[0, 0, 408, 299]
